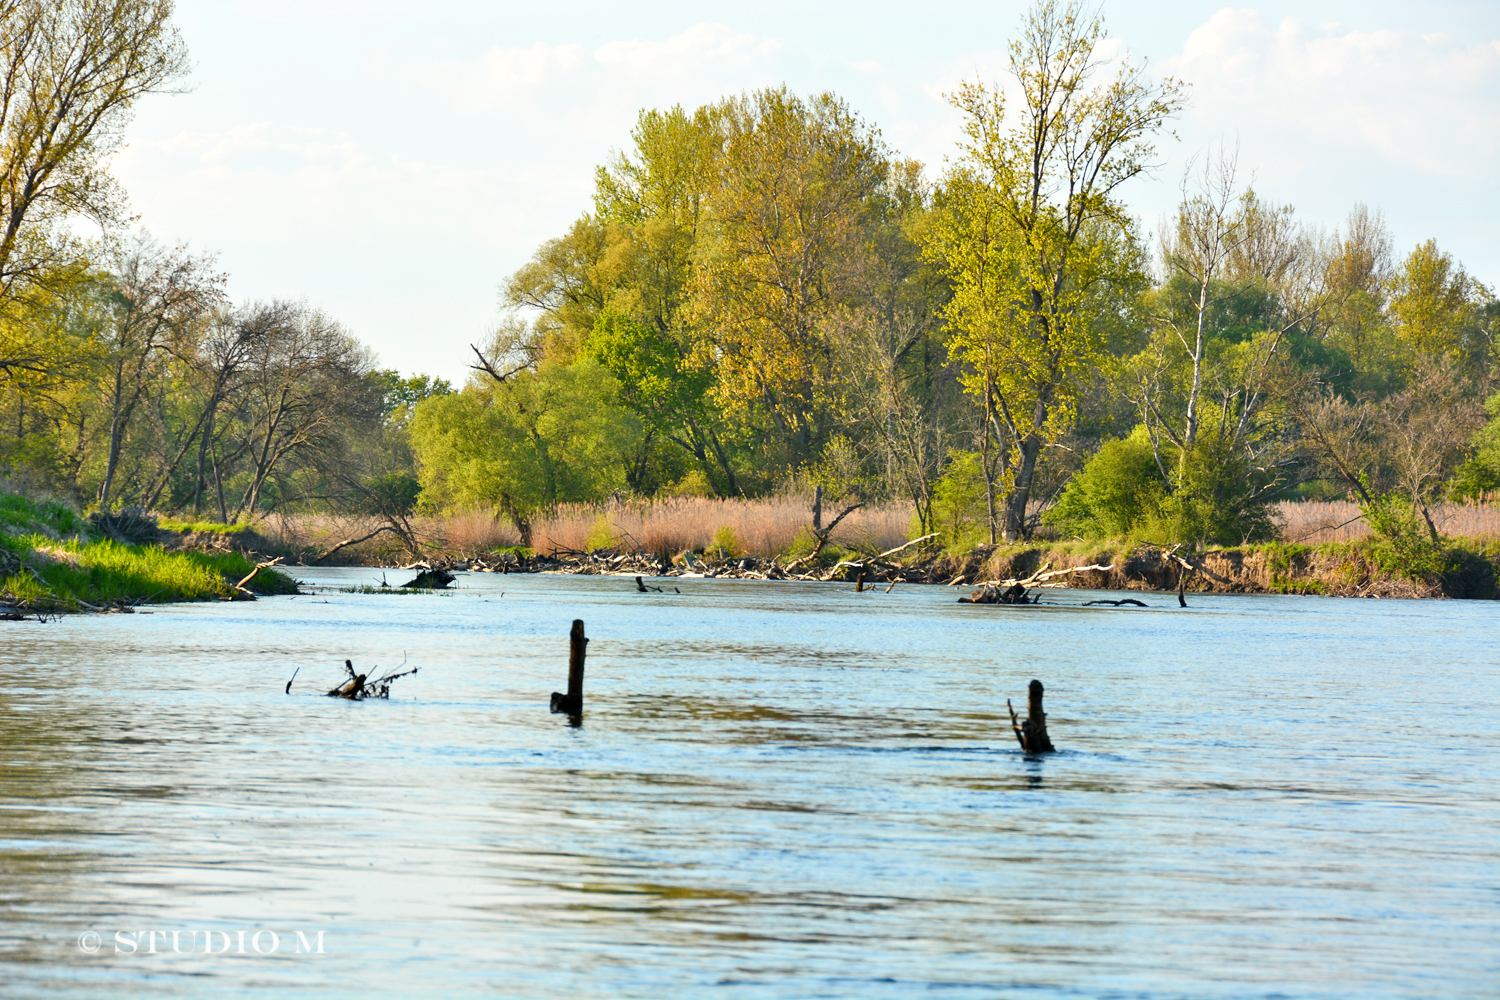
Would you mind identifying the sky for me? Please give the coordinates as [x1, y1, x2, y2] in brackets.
[108, 1, 1500, 385]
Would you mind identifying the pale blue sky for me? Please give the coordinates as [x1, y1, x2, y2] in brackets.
[111, 1, 1500, 383]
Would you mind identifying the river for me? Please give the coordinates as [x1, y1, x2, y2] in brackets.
[1, 569, 1495, 998]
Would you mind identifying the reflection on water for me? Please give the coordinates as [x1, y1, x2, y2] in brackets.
[1, 570, 1496, 998]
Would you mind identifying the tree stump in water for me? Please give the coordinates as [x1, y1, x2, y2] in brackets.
[549, 619, 587, 723]
[1007, 679, 1055, 753]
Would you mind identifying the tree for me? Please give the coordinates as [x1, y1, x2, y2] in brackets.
[588, 104, 743, 494]
[410, 358, 640, 547]
[690, 86, 888, 474]
[927, 0, 1184, 539]
[1154, 148, 1252, 464]
[226, 303, 373, 522]
[0, 1, 188, 300]
[1389, 239, 1486, 361]
[95, 237, 225, 509]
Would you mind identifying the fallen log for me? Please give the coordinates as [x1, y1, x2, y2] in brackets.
[959, 582, 1036, 604]
[313, 526, 397, 564]
[1083, 598, 1148, 607]
[977, 562, 1115, 589]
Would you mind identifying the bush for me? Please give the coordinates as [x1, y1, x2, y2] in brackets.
[1361, 490, 1446, 580]
[707, 525, 742, 559]
[665, 468, 716, 498]
[585, 514, 617, 552]
[1150, 432, 1276, 546]
[1044, 426, 1165, 539]
[1044, 426, 1275, 546]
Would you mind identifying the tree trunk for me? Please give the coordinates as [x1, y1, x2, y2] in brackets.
[1002, 434, 1044, 541]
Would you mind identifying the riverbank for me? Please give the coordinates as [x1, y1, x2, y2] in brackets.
[0, 495, 298, 613]
[89, 496, 1500, 601]
[394, 534, 1500, 600]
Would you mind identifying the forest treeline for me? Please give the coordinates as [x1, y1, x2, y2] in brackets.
[2, 0, 1498, 570]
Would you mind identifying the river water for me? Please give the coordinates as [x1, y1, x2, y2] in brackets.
[0, 570, 1495, 998]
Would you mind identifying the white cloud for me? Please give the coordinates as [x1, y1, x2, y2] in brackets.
[1166, 9, 1500, 178]
[594, 23, 780, 77]
[420, 24, 783, 117]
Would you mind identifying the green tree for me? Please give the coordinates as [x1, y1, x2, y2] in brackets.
[925, 0, 1184, 540]
[0, 1, 188, 301]
[690, 86, 889, 475]
[410, 358, 639, 546]
[1389, 239, 1486, 361]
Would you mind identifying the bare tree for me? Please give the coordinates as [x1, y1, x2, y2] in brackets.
[1158, 146, 1252, 459]
[96, 237, 225, 509]
[228, 303, 373, 522]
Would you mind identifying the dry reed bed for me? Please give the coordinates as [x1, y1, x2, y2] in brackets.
[1274, 500, 1500, 544]
[252, 497, 1500, 566]
[531, 497, 911, 558]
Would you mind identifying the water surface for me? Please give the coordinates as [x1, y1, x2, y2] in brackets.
[1, 570, 1496, 998]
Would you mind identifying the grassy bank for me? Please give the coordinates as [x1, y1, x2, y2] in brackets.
[1, 494, 298, 612]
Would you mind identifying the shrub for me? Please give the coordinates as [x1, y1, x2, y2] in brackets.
[1361, 490, 1446, 580]
[1149, 432, 1277, 546]
[1044, 426, 1165, 539]
[665, 469, 716, 498]
[585, 514, 617, 552]
[707, 525, 743, 559]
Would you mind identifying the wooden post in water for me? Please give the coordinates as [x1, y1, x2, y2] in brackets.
[1007, 678, 1056, 753]
[549, 619, 587, 722]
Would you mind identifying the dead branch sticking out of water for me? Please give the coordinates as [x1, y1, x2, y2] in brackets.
[326, 658, 419, 699]
[1008, 679, 1055, 753]
[233, 556, 284, 599]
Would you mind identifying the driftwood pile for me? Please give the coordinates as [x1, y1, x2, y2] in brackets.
[397, 533, 966, 587]
[959, 562, 1115, 605]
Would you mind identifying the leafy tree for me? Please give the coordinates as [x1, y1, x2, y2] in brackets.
[690, 86, 889, 475]
[1388, 239, 1491, 365]
[1447, 391, 1500, 501]
[0, 0, 188, 301]
[925, 0, 1184, 540]
[410, 358, 639, 547]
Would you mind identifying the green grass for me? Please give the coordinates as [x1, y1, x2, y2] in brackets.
[0, 492, 89, 538]
[157, 517, 255, 535]
[1, 492, 296, 611]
